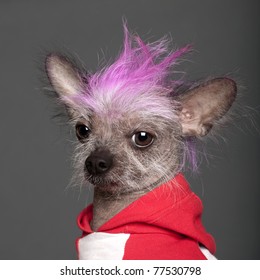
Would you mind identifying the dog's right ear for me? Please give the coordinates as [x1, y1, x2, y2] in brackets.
[45, 53, 84, 100]
[178, 78, 237, 137]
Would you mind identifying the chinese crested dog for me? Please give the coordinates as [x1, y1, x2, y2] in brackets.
[45, 24, 236, 259]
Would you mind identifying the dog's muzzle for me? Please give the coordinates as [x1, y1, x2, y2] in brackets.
[85, 149, 113, 175]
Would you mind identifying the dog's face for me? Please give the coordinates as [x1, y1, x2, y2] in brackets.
[69, 103, 183, 194]
[45, 32, 236, 195]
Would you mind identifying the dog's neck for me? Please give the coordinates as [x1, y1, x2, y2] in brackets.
[91, 188, 145, 231]
[90, 175, 172, 231]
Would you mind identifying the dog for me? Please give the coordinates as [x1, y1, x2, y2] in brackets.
[45, 24, 236, 259]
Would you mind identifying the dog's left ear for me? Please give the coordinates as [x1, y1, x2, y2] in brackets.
[179, 78, 237, 137]
[45, 53, 87, 118]
[45, 53, 84, 100]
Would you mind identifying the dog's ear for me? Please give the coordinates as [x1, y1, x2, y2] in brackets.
[179, 78, 237, 137]
[45, 53, 84, 99]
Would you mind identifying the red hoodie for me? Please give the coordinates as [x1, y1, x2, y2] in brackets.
[77, 173, 216, 260]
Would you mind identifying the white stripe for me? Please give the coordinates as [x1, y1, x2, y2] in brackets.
[199, 246, 217, 260]
[78, 232, 130, 260]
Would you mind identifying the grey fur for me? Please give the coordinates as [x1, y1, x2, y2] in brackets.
[45, 54, 236, 231]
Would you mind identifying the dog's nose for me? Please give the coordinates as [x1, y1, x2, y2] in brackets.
[85, 149, 113, 175]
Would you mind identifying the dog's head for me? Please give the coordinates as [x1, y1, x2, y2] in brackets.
[45, 26, 236, 195]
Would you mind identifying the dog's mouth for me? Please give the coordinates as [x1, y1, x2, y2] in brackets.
[85, 173, 120, 190]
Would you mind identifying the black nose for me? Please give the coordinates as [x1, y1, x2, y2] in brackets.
[85, 149, 113, 175]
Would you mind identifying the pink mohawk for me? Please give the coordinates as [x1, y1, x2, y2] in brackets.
[72, 23, 192, 118]
[89, 24, 191, 90]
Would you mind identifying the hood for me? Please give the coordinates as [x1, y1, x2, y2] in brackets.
[77, 173, 216, 259]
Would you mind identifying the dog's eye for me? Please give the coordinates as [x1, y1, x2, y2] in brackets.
[132, 131, 154, 148]
[75, 123, 90, 142]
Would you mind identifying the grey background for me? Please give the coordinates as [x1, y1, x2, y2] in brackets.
[0, 0, 259, 260]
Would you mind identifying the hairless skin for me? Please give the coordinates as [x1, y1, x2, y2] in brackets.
[45, 24, 236, 231]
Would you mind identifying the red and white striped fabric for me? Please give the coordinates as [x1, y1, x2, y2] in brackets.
[77, 173, 216, 260]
